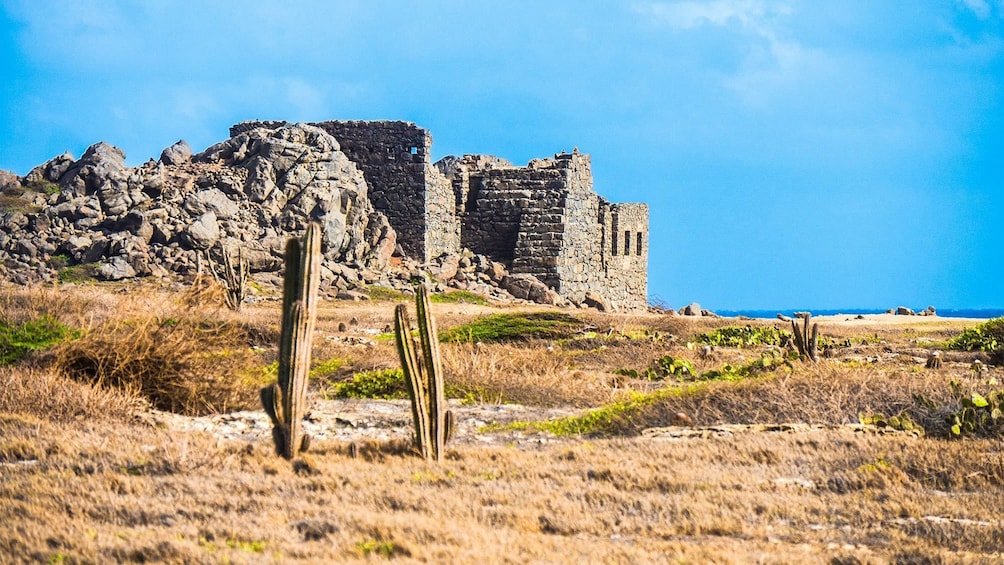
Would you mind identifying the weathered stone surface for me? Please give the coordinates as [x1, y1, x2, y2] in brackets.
[0, 119, 648, 309]
[24, 152, 74, 184]
[183, 211, 220, 250]
[583, 291, 610, 312]
[95, 256, 137, 280]
[896, 306, 915, 316]
[682, 303, 702, 316]
[160, 140, 192, 165]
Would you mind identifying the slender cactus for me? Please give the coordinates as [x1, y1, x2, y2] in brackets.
[261, 223, 321, 459]
[206, 242, 250, 311]
[790, 314, 820, 362]
[395, 284, 451, 461]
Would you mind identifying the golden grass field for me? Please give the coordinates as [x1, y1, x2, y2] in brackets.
[1, 282, 1003, 564]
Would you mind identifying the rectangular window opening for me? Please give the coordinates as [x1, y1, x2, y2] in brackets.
[624, 230, 631, 255]
[611, 231, 618, 256]
[409, 146, 419, 155]
[636, 232, 643, 256]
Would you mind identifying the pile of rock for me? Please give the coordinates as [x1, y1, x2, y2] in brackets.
[0, 123, 581, 307]
[887, 306, 937, 316]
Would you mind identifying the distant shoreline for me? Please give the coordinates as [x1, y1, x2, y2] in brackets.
[714, 308, 1004, 320]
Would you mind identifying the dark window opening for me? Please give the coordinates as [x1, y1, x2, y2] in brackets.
[636, 232, 643, 256]
[611, 231, 618, 256]
[624, 230, 631, 255]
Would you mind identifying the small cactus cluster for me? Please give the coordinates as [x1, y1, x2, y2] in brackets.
[790, 314, 819, 362]
[395, 284, 453, 461]
[206, 242, 250, 311]
[261, 223, 321, 459]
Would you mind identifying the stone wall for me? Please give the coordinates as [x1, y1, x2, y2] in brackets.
[308, 121, 437, 261]
[233, 120, 649, 308]
[600, 202, 649, 308]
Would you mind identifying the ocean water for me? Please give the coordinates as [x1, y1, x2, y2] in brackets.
[713, 308, 1004, 320]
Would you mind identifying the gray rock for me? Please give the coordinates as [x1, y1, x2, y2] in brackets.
[95, 256, 136, 280]
[682, 303, 702, 316]
[24, 152, 75, 184]
[185, 188, 240, 219]
[896, 306, 915, 316]
[183, 211, 220, 250]
[160, 140, 192, 166]
[583, 291, 610, 311]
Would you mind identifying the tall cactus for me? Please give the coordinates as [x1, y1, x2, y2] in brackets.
[790, 314, 820, 362]
[261, 223, 322, 459]
[395, 284, 451, 461]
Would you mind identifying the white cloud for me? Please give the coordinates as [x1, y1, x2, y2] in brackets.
[634, 1, 812, 108]
[958, 0, 992, 19]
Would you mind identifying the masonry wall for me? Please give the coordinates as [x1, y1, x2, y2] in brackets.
[600, 202, 649, 308]
[310, 121, 451, 261]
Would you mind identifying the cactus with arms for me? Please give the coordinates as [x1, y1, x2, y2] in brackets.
[261, 223, 321, 459]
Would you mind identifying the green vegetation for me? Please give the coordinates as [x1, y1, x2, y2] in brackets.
[24, 180, 61, 195]
[944, 380, 1004, 437]
[309, 357, 347, 380]
[493, 386, 704, 437]
[858, 410, 924, 435]
[695, 325, 789, 348]
[616, 355, 695, 380]
[366, 285, 410, 301]
[326, 369, 410, 400]
[0, 315, 78, 366]
[430, 290, 488, 305]
[440, 311, 585, 343]
[947, 317, 1004, 352]
[57, 264, 97, 284]
[700, 351, 789, 382]
[356, 539, 409, 559]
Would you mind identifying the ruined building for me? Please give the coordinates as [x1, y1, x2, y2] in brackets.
[232, 120, 649, 309]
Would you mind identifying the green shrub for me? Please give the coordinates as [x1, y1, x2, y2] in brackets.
[326, 369, 409, 400]
[699, 351, 787, 382]
[0, 315, 78, 365]
[948, 317, 1004, 352]
[441, 311, 585, 343]
[695, 325, 788, 348]
[366, 285, 410, 301]
[430, 290, 488, 305]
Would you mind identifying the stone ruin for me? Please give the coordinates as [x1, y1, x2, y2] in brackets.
[0, 120, 649, 310]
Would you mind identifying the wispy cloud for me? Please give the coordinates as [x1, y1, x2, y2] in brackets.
[633, 1, 814, 107]
[958, 0, 993, 19]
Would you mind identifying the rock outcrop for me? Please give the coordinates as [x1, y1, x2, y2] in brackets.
[0, 122, 594, 307]
[0, 123, 395, 290]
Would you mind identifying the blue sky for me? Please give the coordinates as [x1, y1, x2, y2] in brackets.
[1, 1, 1002, 310]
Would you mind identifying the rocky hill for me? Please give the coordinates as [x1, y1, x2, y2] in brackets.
[0, 123, 574, 306]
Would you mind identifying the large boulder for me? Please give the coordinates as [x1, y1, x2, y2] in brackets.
[159, 140, 192, 166]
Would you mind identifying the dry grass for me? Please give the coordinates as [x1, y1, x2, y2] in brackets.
[441, 341, 617, 407]
[3, 285, 1004, 562]
[0, 366, 144, 422]
[3, 414, 1004, 563]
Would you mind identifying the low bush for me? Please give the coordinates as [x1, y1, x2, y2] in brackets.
[326, 369, 409, 400]
[50, 314, 263, 415]
[695, 325, 788, 348]
[0, 315, 78, 366]
[947, 317, 1004, 352]
[440, 311, 585, 343]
